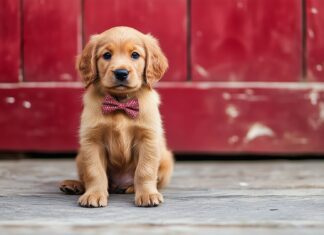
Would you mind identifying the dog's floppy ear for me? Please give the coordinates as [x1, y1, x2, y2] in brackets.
[143, 34, 168, 88]
[77, 35, 99, 88]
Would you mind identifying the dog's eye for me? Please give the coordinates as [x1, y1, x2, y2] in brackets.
[103, 52, 112, 60]
[131, 52, 140, 60]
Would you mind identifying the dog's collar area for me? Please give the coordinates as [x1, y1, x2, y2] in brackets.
[102, 94, 139, 119]
[112, 94, 130, 103]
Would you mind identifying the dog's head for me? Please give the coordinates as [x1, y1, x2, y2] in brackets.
[77, 26, 168, 95]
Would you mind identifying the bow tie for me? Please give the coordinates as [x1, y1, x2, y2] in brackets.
[102, 95, 139, 119]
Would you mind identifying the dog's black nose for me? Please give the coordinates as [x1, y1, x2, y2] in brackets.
[113, 69, 129, 81]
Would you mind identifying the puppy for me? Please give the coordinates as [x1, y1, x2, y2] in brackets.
[59, 26, 174, 208]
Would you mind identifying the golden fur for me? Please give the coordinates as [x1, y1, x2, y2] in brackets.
[60, 26, 174, 207]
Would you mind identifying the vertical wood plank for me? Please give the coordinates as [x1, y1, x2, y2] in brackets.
[23, 0, 81, 82]
[84, 0, 187, 81]
[307, 0, 324, 81]
[0, 0, 20, 82]
[191, 0, 302, 82]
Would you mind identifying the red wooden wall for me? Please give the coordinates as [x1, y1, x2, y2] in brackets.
[1, 0, 324, 154]
[23, 0, 81, 82]
[0, 0, 20, 83]
[191, 0, 302, 82]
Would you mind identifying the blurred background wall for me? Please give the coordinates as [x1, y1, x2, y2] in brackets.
[1, 0, 324, 154]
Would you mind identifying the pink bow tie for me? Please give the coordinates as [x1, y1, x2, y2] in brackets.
[102, 95, 139, 119]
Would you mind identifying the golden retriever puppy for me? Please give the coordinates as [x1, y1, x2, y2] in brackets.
[59, 26, 174, 208]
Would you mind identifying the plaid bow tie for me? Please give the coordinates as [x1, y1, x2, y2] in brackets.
[102, 95, 139, 119]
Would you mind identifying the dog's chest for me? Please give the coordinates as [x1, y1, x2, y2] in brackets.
[104, 121, 136, 166]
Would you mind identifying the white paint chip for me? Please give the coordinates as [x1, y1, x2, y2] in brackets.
[226, 105, 239, 119]
[309, 90, 319, 106]
[22, 101, 31, 109]
[60, 73, 73, 81]
[283, 132, 309, 145]
[195, 65, 209, 78]
[228, 135, 239, 145]
[311, 7, 318, 15]
[308, 29, 315, 39]
[316, 64, 323, 72]
[245, 123, 275, 143]
[236, 94, 249, 100]
[308, 102, 324, 129]
[239, 182, 249, 187]
[222, 92, 231, 100]
[5, 97, 15, 104]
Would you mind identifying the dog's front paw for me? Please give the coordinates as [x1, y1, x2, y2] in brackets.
[78, 191, 108, 208]
[135, 191, 164, 207]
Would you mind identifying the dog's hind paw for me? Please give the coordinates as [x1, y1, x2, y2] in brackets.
[59, 180, 85, 195]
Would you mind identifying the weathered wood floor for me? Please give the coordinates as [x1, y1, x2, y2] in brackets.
[0, 159, 324, 235]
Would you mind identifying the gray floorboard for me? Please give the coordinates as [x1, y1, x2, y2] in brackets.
[0, 159, 323, 234]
